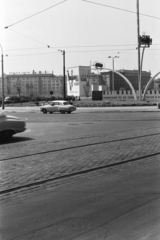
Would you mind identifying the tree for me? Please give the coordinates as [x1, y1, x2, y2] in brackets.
[6, 79, 11, 95]
[6, 84, 11, 95]
[13, 78, 22, 104]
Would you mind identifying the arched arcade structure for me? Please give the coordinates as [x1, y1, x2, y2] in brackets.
[97, 67, 137, 100]
[142, 72, 160, 100]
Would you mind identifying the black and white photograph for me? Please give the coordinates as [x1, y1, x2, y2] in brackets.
[0, 0, 160, 239]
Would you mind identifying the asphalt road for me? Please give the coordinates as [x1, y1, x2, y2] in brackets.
[0, 107, 160, 240]
[1, 106, 160, 142]
[1, 105, 159, 113]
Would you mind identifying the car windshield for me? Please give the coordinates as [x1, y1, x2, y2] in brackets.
[50, 102, 55, 106]
[63, 102, 70, 105]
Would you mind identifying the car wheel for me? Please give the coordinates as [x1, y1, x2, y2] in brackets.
[42, 109, 47, 114]
[60, 110, 65, 114]
[1, 130, 13, 141]
[67, 111, 71, 114]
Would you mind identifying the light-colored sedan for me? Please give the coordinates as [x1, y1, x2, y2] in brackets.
[0, 113, 26, 141]
[40, 100, 76, 114]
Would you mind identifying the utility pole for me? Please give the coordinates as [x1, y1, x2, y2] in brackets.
[59, 50, 66, 100]
[112, 57, 114, 91]
[137, 0, 141, 100]
[0, 44, 4, 109]
[63, 50, 66, 100]
[108, 56, 119, 91]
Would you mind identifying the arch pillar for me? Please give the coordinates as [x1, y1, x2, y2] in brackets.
[142, 72, 160, 100]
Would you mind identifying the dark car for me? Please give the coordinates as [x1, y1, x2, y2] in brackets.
[4, 97, 13, 104]
[0, 113, 26, 141]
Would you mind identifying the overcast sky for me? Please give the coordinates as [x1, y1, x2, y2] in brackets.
[0, 0, 160, 76]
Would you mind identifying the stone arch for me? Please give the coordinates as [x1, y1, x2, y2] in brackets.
[100, 68, 137, 100]
[142, 72, 160, 100]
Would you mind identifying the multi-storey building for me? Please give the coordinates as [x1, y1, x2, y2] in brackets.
[0, 71, 65, 99]
[101, 69, 153, 91]
[0, 68, 155, 100]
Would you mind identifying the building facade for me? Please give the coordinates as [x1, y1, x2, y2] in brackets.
[0, 71, 65, 99]
[67, 67, 155, 98]
[0, 68, 156, 100]
[67, 66, 91, 97]
[101, 69, 153, 91]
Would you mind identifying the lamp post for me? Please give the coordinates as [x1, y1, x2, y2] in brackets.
[58, 49, 66, 100]
[136, 0, 141, 100]
[0, 44, 4, 109]
[108, 56, 119, 91]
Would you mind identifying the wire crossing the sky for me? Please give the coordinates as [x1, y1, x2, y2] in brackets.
[4, 0, 67, 29]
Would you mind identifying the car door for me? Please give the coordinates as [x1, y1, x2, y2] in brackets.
[52, 102, 59, 112]
[48, 102, 58, 112]
[58, 102, 63, 111]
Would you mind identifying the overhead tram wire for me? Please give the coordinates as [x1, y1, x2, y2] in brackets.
[4, 27, 159, 52]
[4, 43, 160, 52]
[7, 44, 137, 51]
[5, 47, 50, 51]
[4, 43, 138, 52]
[4, 0, 67, 29]
[7, 48, 160, 58]
[7, 48, 136, 57]
[82, 0, 160, 20]
[7, 52, 60, 57]
[50, 44, 137, 48]
[8, 29, 51, 48]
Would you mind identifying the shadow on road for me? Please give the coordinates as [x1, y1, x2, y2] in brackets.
[0, 136, 33, 145]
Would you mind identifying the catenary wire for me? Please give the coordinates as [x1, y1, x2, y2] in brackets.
[82, 0, 160, 20]
[4, 0, 67, 28]
[4, 44, 138, 52]
[6, 48, 136, 57]
[8, 29, 51, 48]
[6, 46, 160, 56]
[3, 43, 160, 52]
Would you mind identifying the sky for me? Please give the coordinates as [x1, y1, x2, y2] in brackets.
[0, 0, 160, 76]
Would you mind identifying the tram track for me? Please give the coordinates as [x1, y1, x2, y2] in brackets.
[0, 131, 160, 162]
[0, 150, 160, 195]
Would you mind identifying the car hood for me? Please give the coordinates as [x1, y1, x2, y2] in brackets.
[6, 115, 20, 120]
[0, 113, 20, 120]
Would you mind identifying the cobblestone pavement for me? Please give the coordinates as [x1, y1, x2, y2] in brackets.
[0, 125, 160, 196]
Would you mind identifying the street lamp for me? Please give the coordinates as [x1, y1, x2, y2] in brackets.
[136, 0, 141, 100]
[58, 49, 66, 100]
[0, 44, 4, 109]
[108, 56, 119, 91]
